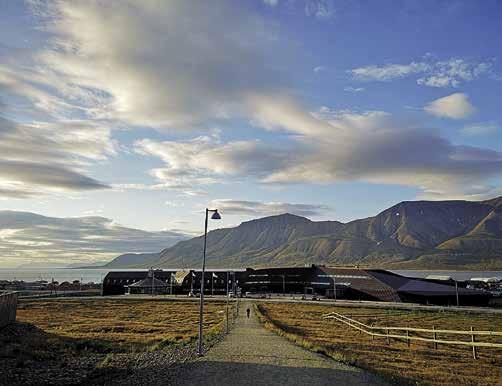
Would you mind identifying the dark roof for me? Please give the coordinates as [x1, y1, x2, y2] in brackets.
[397, 279, 488, 296]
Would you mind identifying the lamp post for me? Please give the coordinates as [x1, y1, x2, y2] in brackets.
[226, 271, 230, 334]
[198, 208, 221, 357]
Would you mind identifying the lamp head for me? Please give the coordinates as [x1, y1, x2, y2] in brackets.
[211, 210, 221, 220]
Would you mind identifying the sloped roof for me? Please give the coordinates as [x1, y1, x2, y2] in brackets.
[397, 279, 486, 296]
[128, 276, 168, 288]
[174, 271, 190, 284]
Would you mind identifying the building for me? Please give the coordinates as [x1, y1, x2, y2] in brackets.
[126, 270, 169, 295]
[103, 269, 245, 296]
[102, 266, 492, 306]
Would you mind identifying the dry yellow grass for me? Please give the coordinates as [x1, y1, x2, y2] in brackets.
[257, 303, 502, 386]
[16, 298, 229, 352]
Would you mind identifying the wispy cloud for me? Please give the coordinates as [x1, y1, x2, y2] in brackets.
[344, 86, 365, 93]
[350, 58, 493, 88]
[0, 211, 188, 267]
[207, 199, 331, 218]
[262, 0, 279, 6]
[136, 107, 502, 200]
[461, 122, 499, 136]
[0, 116, 112, 198]
[305, 0, 335, 20]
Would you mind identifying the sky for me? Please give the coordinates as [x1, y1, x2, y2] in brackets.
[0, 0, 502, 267]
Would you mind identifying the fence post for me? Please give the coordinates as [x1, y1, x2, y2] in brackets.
[386, 328, 390, 345]
[433, 325, 437, 349]
[406, 327, 410, 348]
[471, 326, 477, 359]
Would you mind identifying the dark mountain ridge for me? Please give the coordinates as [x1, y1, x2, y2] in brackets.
[145, 197, 502, 270]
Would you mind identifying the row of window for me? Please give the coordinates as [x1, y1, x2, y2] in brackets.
[107, 278, 233, 285]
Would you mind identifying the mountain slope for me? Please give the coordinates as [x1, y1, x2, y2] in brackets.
[149, 197, 502, 270]
[104, 252, 161, 268]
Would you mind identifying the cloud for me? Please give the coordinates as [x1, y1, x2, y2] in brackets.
[305, 0, 335, 20]
[20, 1, 288, 131]
[313, 66, 327, 73]
[351, 62, 429, 81]
[0, 116, 113, 198]
[344, 86, 365, 93]
[136, 108, 502, 200]
[2, 2, 500, 203]
[417, 59, 493, 88]
[461, 122, 498, 136]
[0, 210, 189, 267]
[208, 199, 331, 217]
[424, 93, 475, 119]
[0, 160, 108, 192]
[350, 58, 493, 87]
[134, 134, 292, 192]
[262, 0, 279, 6]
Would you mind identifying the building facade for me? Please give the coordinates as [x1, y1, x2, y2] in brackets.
[102, 265, 492, 306]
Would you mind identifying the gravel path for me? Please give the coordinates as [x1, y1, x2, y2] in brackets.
[170, 302, 388, 386]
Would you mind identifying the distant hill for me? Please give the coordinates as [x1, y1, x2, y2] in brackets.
[145, 196, 502, 270]
[103, 253, 161, 268]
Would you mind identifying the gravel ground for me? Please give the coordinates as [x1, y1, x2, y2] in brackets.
[0, 322, 223, 386]
[80, 336, 226, 385]
[169, 303, 389, 386]
[0, 323, 103, 386]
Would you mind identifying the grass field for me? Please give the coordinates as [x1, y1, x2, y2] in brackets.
[14, 298, 230, 352]
[257, 303, 502, 386]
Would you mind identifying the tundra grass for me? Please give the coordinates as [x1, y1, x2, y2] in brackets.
[256, 303, 502, 386]
[13, 298, 230, 353]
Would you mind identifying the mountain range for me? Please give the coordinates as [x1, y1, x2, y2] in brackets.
[112, 196, 502, 270]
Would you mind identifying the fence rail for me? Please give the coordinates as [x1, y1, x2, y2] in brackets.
[0, 292, 18, 329]
[323, 311, 502, 359]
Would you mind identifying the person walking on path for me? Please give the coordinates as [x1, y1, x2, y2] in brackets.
[246, 307, 250, 318]
[169, 302, 388, 386]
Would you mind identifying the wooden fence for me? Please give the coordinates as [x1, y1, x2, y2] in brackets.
[323, 311, 502, 359]
[0, 292, 18, 329]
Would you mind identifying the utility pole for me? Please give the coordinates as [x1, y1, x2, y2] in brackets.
[170, 272, 174, 295]
[281, 275, 285, 296]
[151, 268, 154, 296]
[80, 276, 82, 293]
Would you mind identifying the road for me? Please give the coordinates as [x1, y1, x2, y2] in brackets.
[170, 302, 388, 386]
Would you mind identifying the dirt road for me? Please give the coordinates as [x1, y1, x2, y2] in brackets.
[171, 302, 387, 385]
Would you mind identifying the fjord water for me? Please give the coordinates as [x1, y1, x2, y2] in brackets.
[0, 268, 146, 284]
[0, 268, 501, 284]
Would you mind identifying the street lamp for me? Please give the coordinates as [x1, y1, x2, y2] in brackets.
[198, 208, 221, 356]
